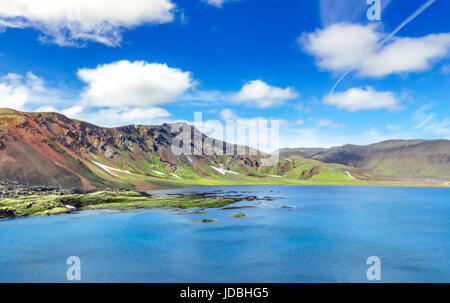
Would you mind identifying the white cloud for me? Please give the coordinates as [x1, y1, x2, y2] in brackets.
[300, 23, 380, 72]
[0, 62, 183, 128]
[416, 113, 436, 129]
[316, 119, 344, 128]
[295, 119, 304, 126]
[62, 106, 84, 117]
[323, 86, 399, 111]
[363, 34, 450, 77]
[413, 103, 434, 126]
[64, 106, 171, 127]
[0, 77, 30, 110]
[182, 80, 299, 109]
[413, 103, 449, 137]
[35, 106, 58, 112]
[423, 119, 449, 136]
[300, 23, 450, 77]
[0, 0, 175, 47]
[0, 72, 47, 110]
[78, 60, 195, 108]
[219, 108, 238, 120]
[204, 0, 237, 8]
[231, 80, 299, 108]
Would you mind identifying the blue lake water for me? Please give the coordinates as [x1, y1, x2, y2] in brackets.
[0, 185, 449, 283]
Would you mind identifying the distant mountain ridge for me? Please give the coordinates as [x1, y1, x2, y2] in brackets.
[279, 140, 450, 178]
[278, 147, 327, 158]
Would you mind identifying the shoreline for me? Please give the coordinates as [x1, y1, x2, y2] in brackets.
[0, 189, 274, 220]
[1, 183, 449, 220]
[143, 181, 450, 192]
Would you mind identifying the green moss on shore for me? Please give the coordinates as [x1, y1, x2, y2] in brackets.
[0, 191, 252, 219]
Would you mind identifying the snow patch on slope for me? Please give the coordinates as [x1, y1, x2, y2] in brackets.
[345, 171, 356, 179]
[92, 161, 131, 177]
[153, 170, 167, 176]
[211, 165, 243, 176]
[211, 166, 226, 175]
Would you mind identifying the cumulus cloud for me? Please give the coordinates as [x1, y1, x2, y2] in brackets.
[0, 61, 188, 127]
[363, 34, 450, 77]
[0, 72, 47, 110]
[300, 24, 380, 72]
[78, 60, 195, 108]
[231, 80, 299, 108]
[300, 23, 450, 77]
[323, 86, 399, 111]
[0, 0, 175, 47]
[71, 60, 194, 126]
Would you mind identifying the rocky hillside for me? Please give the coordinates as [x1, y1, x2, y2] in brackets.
[280, 140, 450, 178]
[0, 108, 263, 189]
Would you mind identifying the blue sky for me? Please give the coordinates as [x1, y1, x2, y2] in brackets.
[0, 0, 449, 149]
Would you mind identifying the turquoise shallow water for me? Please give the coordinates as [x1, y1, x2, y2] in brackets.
[0, 185, 449, 282]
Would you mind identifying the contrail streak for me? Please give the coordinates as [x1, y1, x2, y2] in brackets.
[379, 0, 436, 45]
[329, 0, 437, 94]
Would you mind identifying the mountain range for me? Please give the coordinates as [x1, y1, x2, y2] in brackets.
[0, 108, 448, 190]
[279, 140, 450, 178]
